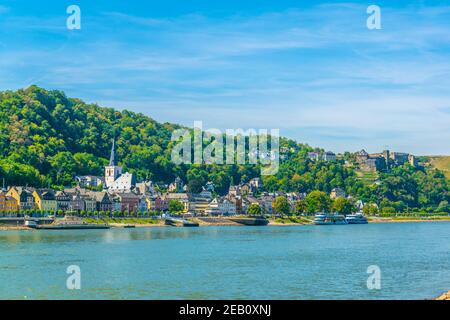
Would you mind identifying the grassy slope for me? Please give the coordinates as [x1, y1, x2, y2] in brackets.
[355, 170, 379, 184]
[426, 156, 450, 180]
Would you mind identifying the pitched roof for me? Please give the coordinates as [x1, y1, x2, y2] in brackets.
[13, 186, 35, 195]
[35, 189, 56, 200]
[116, 192, 140, 200]
[86, 191, 110, 202]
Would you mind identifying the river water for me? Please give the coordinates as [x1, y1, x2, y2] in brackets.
[1, 222, 449, 299]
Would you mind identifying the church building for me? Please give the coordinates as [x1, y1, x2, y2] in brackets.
[105, 139, 136, 192]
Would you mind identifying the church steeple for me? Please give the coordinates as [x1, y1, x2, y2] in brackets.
[105, 138, 123, 189]
[109, 139, 117, 166]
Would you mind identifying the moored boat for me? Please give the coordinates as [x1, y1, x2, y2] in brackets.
[183, 220, 200, 227]
[228, 216, 269, 226]
[314, 213, 348, 225]
[165, 217, 199, 227]
[345, 213, 368, 224]
[35, 216, 110, 230]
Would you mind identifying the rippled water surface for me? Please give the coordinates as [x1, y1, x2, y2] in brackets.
[1, 223, 449, 299]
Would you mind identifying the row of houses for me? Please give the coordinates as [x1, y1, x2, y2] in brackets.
[0, 185, 237, 216]
[0, 184, 363, 216]
[216, 186, 363, 215]
[0, 183, 300, 216]
[0, 186, 148, 214]
[200, 185, 308, 216]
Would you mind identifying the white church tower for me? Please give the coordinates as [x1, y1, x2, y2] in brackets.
[105, 139, 122, 188]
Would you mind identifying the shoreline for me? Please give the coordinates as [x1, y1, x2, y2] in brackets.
[436, 290, 450, 300]
[2, 217, 450, 231]
[109, 223, 167, 228]
[368, 218, 450, 224]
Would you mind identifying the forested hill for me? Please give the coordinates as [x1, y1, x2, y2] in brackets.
[0, 86, 181, 186]
[0, 86, 448, 213]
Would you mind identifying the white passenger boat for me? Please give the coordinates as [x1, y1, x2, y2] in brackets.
[314, 213, 348, 225]
[345, 213, 368, 224]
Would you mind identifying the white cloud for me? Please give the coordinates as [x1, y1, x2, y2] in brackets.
[1, 3, 450, 154]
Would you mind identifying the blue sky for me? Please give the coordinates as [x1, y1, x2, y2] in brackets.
[0, 0, 449, 155]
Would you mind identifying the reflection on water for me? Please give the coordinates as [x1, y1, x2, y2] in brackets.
[1, 223, 450, 300]
[0, 227, 207, 244]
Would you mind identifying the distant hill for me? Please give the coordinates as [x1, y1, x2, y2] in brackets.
[426, 156, 450, 180]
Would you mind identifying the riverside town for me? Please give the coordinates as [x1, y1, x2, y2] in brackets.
[0, 89, 448, 230]
[1, 0, 450, 303]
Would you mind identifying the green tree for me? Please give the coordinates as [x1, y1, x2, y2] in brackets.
[382, 206, 396, 214]
[362, 203, 379, 215]
[273, 196, 290, 216]
[332, 197, 357, 215]
[247, 203, 262, 216]
[294, 200, 306, 215]
[187, 179, 203, 194]
[437, 200, 449, 213]
[304, 191, 331, 213]
[168, 200, 184, 213]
